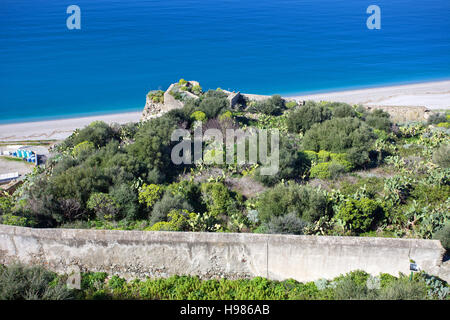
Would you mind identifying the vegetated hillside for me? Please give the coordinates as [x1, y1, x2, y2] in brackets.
[0, 81, 449, 247]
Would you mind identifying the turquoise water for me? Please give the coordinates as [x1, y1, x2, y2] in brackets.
[0, 0, 449, 123]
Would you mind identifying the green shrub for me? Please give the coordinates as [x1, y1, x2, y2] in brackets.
[0, 264, 73, 300]
[310, 162, 347, 180]
[192, 85, 203, 95]
[108, 275, 126, 290]
[63, 121, 117, 149]
[147, 90, 164, 103]
[329, 153, 354, 171]
[81, 271, 108, 291]
[285, 101, 297, 109]
[437, 122, 450, 128]
[0, 214, 29, 227]
[256, 183, 331, 223]
[306, 151, 353, 180]
[428, 113, 447, 125]
[287, 101, 332, 133]
[109, 183, 139, 221]
[384, 175, 413, 204]
[0, 195, 13, 215]
[0, 264, 438, 300]
[87, 192, 120, 221]
[310, 162, 332, 179]
[166, 180, 205, 213]
[303, 150, 318, 162]
[218, 110, 233, 121]
[198, 96, 228, 119]
[150, 192, 193, 224]
[148, 209, 190, 231]
[264, 212, 307, 235]
[333, 278, 370, 300]
[432, 144, 450, 168]
[302, 117, 376, 167]
[190, 110, 207, 122]
[48, 164, 111, 219]
[127, 116, 177, 178]
[205, 89, 228, 99]
[248, 95, 285, 115]
[316, 150, 330, 162]
[378, 278, 427, 300]
[365, 109, 392, 132]
[335, 198, 384, 233]
[333, 270, 371, 287]
[433, 223, 450, 251]
[410, 184, 450, 207]
[254, 137, 310, 186]
[379, 273, 397, 288]
[200, 182, 239, 218]
[72, 141, 95, 158]
[331, 103, 356, 118]
[138, 183, 164, 209]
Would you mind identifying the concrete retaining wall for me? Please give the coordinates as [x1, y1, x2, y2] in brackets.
[0, 224, 447, 282]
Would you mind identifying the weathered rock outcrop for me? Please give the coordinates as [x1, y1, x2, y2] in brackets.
[141, 93, 165, 120]
[141, 81, 258, 121]
[141, 80, 200, 121]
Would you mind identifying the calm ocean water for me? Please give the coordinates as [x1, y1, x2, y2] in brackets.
[0, 0, 449, 123]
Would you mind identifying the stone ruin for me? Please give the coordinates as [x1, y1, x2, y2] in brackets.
[141, 80, 246, 121]
[141, 80, 306, 122]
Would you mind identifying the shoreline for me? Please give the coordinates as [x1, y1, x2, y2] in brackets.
[0, 80, 449, 142]
[0, 111, 142, 142]
[289, 80, 450, 110]
[285, 77, 450, 96]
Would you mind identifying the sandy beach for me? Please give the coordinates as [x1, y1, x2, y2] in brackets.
[0, 80, 449, 142]
[0, 112, 141, 142]
[290, 80, 450, 110]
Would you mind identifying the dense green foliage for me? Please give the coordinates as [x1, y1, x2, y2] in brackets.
[248, 95, 285, 115]
[0, 264, 73, 300]
[287, 101, 332, 133]
[335, 198, 384, 233]
[428, 112, 447, 125]
[147, 90, 164, 103]
[302, 117, 376, 167]
[364, 109, 392, 132]
[1, 84, 449, 301]
[256, 183, 331, 224]
[433, 223, 450, 251]
[0, 86, 448, 248]
[432, 144, 450, 168]
[254, 136, 310, 186]
[1, 264, 447, 300]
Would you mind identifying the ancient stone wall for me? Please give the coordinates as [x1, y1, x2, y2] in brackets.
[0, 225, 447, 282]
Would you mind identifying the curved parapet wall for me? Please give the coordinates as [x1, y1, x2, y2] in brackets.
[0, 224, 447, 282]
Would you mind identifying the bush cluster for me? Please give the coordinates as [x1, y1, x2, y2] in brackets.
[2, 264, 444, 300]
[247, 95, 285, 116]
[302, 117, 376, 167]
[256, 183, 331, 225]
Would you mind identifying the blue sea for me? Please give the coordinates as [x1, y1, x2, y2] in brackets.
[0, 0, 449, 123]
